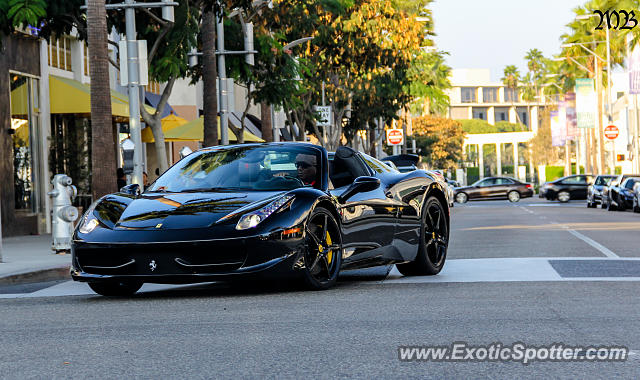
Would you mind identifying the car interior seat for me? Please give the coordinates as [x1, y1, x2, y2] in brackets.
[330, 146, 369, 188]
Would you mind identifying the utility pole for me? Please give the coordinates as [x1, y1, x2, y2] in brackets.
[124, 0, 143, 186]
[605, 26, 615, 174]
[217, 15, 230, 145]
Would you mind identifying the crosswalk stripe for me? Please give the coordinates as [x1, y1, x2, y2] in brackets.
[3, 257, 640, 299]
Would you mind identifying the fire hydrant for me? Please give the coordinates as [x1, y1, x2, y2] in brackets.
[47, 174, 79, 254]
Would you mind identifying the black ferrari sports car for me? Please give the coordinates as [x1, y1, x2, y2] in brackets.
[72, 143, 450, 296]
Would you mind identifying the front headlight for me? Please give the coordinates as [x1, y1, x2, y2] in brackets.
[79, 218, 99, 234]
[236, 195, 294, 230]
[78, 202, 100, 234]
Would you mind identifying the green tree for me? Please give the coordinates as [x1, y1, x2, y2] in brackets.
[412, 115, 465, 169]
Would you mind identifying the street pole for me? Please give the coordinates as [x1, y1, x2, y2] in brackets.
[124, 0, 143, 186]
[606, 26, 615, 174]
[321, 81, 327, 146]
[217, 14, 230, 145]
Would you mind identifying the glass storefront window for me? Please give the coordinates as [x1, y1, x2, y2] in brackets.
[10, 73, 42, 213]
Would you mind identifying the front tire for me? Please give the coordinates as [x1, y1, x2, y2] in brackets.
[633, 197, 640, 213]
[607, 197, 617, 211]
[508, 191, 520, 202]
[301, 207, 342, 290]
[557, 191, 570, 203]
[397, 196, 448, 276]
[88, 281, 143, 297]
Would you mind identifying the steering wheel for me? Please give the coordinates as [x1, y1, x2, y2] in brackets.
[266, 174, 305, 188]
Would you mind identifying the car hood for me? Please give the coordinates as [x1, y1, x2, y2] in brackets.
[93, 191, 285, 230]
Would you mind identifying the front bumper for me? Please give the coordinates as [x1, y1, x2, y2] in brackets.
[71, 232, 306, 284]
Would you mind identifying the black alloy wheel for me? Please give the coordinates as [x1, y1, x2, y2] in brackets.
[88, 281, 143, 297]
[302, 207, 342, 290]
[397, 196, 448, 276]
[633, 196, 640, 213]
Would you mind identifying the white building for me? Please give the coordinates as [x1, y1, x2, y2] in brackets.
[447, 69, 548, 132]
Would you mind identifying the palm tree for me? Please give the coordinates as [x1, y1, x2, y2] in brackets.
[524, 49, 547, 130]
[87, 0, 117, 198]
[501, 65, 523, 124]
[559, 1, 628, 174]
[202, 8, 218, 147]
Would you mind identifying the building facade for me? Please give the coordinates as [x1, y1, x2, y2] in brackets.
[447, 69, 547, 132]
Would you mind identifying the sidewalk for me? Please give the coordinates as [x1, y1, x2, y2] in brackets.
[0, 234, 71, 285]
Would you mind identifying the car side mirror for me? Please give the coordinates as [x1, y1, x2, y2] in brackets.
[119, 183, 141, 197]
[338, 176, 380, 203]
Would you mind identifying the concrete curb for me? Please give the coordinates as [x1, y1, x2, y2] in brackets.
[0, 265, 71, 286]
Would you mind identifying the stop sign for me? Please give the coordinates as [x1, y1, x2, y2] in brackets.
[386, 129, 404, 145]
[604, 125, 619, 140]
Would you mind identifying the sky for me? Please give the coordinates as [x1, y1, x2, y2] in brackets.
[431, 0, 585, 82]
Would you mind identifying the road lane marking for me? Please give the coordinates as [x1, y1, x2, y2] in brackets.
[565, 229, 619, 258]
[547, 220, 619, 258]
[521, 206, 620, 258]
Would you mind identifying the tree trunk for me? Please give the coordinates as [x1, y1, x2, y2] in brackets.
[260, 101, 273, 142]
[202, 9, 218, 147]
[87, 0, 117, 199]
[141, 78, 176, 174]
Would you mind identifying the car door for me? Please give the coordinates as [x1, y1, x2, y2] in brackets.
[328, 148, 396, 263]
[472, 178, 496, 199]
[361, 153, 424, 261]
[491, 178, 513, 198]
[573, 175, 589, 198]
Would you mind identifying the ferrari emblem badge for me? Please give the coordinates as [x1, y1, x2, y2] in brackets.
[149, 260, 157, 271]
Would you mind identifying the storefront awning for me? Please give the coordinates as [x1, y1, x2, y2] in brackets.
[145, 92, 175, 118]
[159, 116, 263, 143]
[49, 75, 154, 117]
[141, 114, 188, 143]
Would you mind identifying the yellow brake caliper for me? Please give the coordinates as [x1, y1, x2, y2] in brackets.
[326, 232, 333, 265]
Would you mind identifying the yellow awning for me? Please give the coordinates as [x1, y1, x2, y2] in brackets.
[159, 116, 263, 143]
[10, 83, 28, 116]
[49, 75, 154, 117]
[141, 113, 188, 143]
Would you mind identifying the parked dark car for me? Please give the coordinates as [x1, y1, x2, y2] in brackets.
[602, 175, 640, 211]
[633, 183, 640, 213]
[539, 174, 594, 202]
[381, 154, 419, 173]
[454, 176, 533, 203]
[72, 143, 451, 296]
[586, 175, 616, 208]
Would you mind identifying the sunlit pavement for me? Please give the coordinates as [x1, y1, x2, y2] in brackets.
[1, 197, 640, 378]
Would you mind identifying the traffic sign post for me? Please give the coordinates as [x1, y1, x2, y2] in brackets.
[604, 125, 619, 140]
[386, 129, 404, 146]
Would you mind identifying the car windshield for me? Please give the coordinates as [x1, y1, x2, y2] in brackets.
[148, 145, 322, 192]
[625, 178, 640, 189]
[594, 176, 614, 186]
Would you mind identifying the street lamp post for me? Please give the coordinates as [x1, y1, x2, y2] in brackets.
[561, 39, 608, 174]
[575, 14, 615, 173]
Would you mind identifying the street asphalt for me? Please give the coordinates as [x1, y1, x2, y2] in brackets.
[1, 197, 639, 379]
